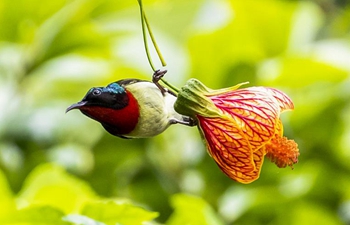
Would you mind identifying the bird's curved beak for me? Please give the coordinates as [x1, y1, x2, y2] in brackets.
[66, 101, 87, 113]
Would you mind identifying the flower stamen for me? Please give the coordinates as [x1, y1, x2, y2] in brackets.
[265, 135, 299, 169]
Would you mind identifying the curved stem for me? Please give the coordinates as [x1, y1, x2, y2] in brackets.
[138, 0, 156, 71]
[138, 0, 180, 95]
[143, 13, 167, 67]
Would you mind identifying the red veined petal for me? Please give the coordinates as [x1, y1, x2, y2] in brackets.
[263, 87, 294, 112]
[209, 88, 281, 152]
[198, 116, 266, 183]
[240, 146, 266, 183]
[219, 146, 266, 184]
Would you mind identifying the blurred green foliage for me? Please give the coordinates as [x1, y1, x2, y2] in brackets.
[0, 0, 350, 224]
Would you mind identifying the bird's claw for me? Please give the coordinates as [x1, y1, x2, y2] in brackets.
[153, 69, 167, 95]
[185, 116, 197, 126]
[153, 69, 167, 82]
[170, 116, 197, 127]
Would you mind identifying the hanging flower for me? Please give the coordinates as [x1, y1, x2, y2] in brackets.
[174, 79, 299, 184]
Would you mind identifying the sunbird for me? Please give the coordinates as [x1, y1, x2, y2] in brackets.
[66, 78, 194, 138]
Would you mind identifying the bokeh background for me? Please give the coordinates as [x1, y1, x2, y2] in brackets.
[1, 0, 350, 224]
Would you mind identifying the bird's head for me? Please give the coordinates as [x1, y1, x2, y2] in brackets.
[66, 80, 140, 137]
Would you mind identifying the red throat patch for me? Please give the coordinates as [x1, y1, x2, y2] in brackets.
[80, 91, 140, 135]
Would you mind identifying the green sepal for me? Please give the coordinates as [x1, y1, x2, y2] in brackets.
[173, 79, 218, 118]
[204, 81, 249, 96]
[174, 79, 248, 118]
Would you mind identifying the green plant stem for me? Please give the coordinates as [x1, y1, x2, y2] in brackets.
[143, 13, 167, 67]
[161, 79, 180, 93]
[137, 0, 156, 71]
[137, 0, 179, 94]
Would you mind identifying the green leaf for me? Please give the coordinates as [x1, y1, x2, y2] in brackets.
[0, 205, 70, 225]
[24, 0, 91, 71]
[63, 214, 105, 225]
[229, 0, 298, 56]
[17, 164, 97, 214]
[291, 202, 344, 225]
[258, 56, 349, 88]
[0, 170, 16, 217]
[166, 194, 224, 225]
[81, 200, 159, 225]
[0, 0, 67, 41]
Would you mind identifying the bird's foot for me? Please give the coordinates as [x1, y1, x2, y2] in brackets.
[170, 116, 197, 127]
[153, 69, 168, 95]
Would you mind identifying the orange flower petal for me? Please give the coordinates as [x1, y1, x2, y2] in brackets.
[240, 147, 266, 183]
[219, 147, 266, 184]
[209, 88, 281, 152]
[198, 116, 266, 183]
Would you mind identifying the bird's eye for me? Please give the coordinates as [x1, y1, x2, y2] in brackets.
[92, 89, 101, 96]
